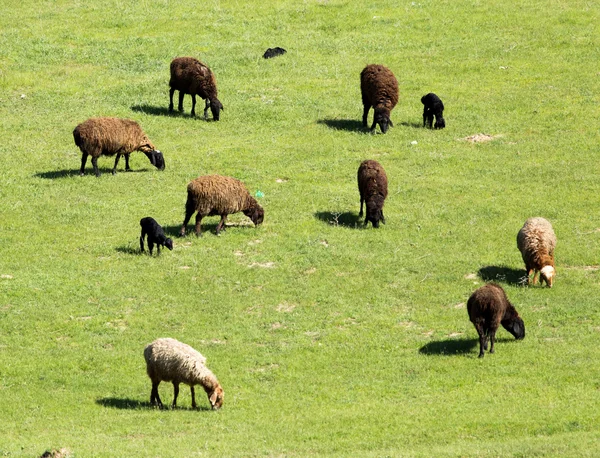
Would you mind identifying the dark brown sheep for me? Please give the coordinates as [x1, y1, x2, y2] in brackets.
[360, 64, 399, 133]
[357, 160, 388, 228]
[467, 283, 525, 358]
[73, 117, 164, 177]
[179, 175, 264, 237]
[169, 57, 223, 121]
[421, 93, 445, 129]
[517, 217, 556, 287]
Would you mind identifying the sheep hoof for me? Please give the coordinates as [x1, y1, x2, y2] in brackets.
[478, 353, 485, 358]
[112, 170, 117, 175]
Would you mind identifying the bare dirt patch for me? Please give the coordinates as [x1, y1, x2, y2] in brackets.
[462, 133, 502, 143]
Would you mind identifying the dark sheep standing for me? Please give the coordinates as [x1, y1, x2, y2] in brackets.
[360, 64, 399, 133]
[140, 217, 173, 255]
[263, 47, 287, 59]
[73, 117, 165, 177]
[421, 93, 445, 129]
[467, 283, 525, 358]
[180, 175, 264, 237]
[357, 160, 388, 228]
[169, 57, 223, 121]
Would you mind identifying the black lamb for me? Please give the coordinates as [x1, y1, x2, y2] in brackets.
[421, 93, 445, 129]
[467, 283, 525, 358]
[140, 217, 173, 255]
[263, 47, 287, 59]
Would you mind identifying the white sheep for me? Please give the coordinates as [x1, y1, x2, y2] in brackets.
[517, 217, 557, 287]
[144, 338, 224, 410]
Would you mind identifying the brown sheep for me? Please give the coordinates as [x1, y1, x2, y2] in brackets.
[179, 175, 264, 237]
[169, 57, 223, 121]
[357, 160, 388, 228]
[517, 217, 556, 287]
[73, 117, 164, 177]
[467, 283, 525, 358]
[360, 64, 399, 133]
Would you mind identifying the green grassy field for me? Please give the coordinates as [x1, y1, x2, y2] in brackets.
[1, 0, 599, 456]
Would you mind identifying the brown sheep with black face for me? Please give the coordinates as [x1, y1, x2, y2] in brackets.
[517, 217, 556, 287]
[180, 175, 264, 237]
[73, 117, 165, 177]
[169, 57, 223, 121]
[467, 283, 525, 358]
[357, 160, 388, 228]
[360, 64, 399, 133]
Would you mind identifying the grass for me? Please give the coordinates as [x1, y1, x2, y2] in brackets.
[1, 0, 600, 456]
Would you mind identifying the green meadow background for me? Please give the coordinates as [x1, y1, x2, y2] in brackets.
[1, 0, 599, 456]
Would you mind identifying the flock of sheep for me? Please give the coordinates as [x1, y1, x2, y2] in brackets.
[70, 55, 558, 410]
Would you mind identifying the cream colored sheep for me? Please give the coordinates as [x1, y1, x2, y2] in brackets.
[517, 217, 557, 287]
[144, 338, 224, 410]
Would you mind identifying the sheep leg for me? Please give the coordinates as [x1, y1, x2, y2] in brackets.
[475, 324, 486, 358]
[362, 104, 371, 127]
[124, 153, 131, 171]
[216, 215, 227, 234]
[489, 328, 497, 354]
[203, 99, 210, 120]
[190, 94, 197, 117]
[157, 243, 161, 255]
[150, 381, 163, 408]
[169, 87, 175, 112]
[148, 239, 154, 255]
[423, 108, 427, 127]
[194, 213, 203, 237]
[532, 270, 539, 285]
[381, 211, 386, 224]
[112, 154, 121, 175]
[190, 386, 197, 409]
[178, 91, 185, 112]
[91, 156, 101, 177]
[359, 198, 364, 218]
[79, 153, 89, 176]
[140, 231, 146, 253]
[172, 382, 179, 407]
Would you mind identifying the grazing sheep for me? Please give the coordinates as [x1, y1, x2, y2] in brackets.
[144, 337, 224, 410]
[421, 93, 445, 129]
[467, 283, 525, 358]
[179, 175, 264, 237]
[140, 217, 173, 255]
[517, 217, 557, 287]
[169, 57, 223, 121]
[73, 117, 165, 177]
[357, 160, 388, 228]
[263, 47, 287, 59]
[360, 64, 399, 133]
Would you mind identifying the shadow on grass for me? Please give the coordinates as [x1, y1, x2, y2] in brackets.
[317, 119, 366, 132]
[478, 265, 528, 285]
[131, 104, 188, 118]
[96, 397, 211, 411]
[314, 211, 362, 228]
[35, 168, 151, 179]
[399, 121, 424, 129]
[115, 245, 142, 255]
[419, 338, 478, 356]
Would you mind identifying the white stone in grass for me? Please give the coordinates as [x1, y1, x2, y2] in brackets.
[411, 140, 418, 145]
[1, 274, 13, 279]
[20, 94, 26, 99]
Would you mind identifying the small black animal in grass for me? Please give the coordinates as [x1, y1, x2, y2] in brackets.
[263, 47, 287, 59]
[140, 217, 173, 255]
[421, 93, 446, 129]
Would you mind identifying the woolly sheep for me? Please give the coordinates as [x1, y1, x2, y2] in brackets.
[144, 337, 224, 410]
[179, 175, 264, 237]
[421, 93, 445, 129]
[360, 64, 399, 133]
[467, 283, 525, 358]
[140, 217, 173, 255]
[357, 160, 388, 228]
[73, 117, 165, 177]
[517, 217, 556, 287]
[169, 57, 224, 121]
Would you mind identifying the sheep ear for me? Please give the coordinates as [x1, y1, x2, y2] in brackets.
[209, 391, 218, 407]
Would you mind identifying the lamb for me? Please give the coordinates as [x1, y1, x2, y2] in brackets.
[357, 160, 388, 228]
[144, 337, 224, 410]
[517, 217, 557, 287]
[73, 117, 165, 177]
[360, 64, 399, 133]
[263, 47, 287, 59]
[140, 217, 173, 256]
[467, 283, 525, 358]
[421, 93, 445, 129]
[169, 57, 224, 121]
[179, 175, 264, 237]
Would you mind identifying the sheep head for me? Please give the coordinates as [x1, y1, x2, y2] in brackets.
[372, 107, 392, 133]
[434, 115, 446, 129]
[209, 385, 224, 410]
[143, 149, 165, 171]
[365, 195, 385, 228]
[164, 238, 173, 251]
[540, 265, 555, 287]
[501, 315, 525, 340]
[210, 98, 224, 121]
[244, 204, 264, 226]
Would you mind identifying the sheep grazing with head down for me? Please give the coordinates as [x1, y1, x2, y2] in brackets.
[179, 175, 264, 237]
[73, 117, 165, 177]
[357, 160, 388, 228]
[169, 57, 223, 121]
[144, 337, 224, 410]
[421, 93, 445, 129]
[517, 217, 557, 287]
[360, 64, 399, 133]
[467, 283, 525, 358]
[140, 217, 173, 256]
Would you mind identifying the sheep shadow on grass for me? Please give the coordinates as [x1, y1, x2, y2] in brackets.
[419, 338, 478, 356]
[478, 265, 528, 286]
[314, 211, 361, 228]
[399, 121, 425, 129]
[131, 104, 188, 118]
[34, 168, 114, 179]
[317, 119, 367, 133]
[96, 397, 211, 411]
